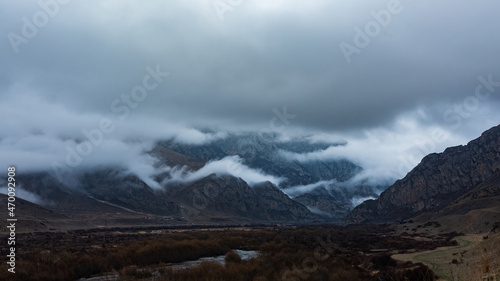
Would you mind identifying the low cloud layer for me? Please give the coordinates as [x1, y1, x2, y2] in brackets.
[0, 93, 232, 187]
[2, 0, 499, 130]
[1, 1, 500, 192]
[280, 107, 500, 186]
[283, 180, 339, 198]
[162, 156, 283, 187]
[350, 196, 377, 208]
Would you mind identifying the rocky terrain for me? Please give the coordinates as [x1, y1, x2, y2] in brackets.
[5, 170, 320, 231]
[160, 133, 362, 187]
[163, 174, 319, 222]
[344, 124, 500, 224]
[7, 125, 499, 231]
[404, 170, 500, 234]
[160, 132, 378, 219]
[2, 133, 385, 228]
[5, 139, 345, 231]
[293, 193, 351, 220]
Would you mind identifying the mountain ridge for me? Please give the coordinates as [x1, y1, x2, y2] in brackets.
[344, 124, 500, 224]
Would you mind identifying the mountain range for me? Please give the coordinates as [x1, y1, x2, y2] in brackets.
[1, 133, 372, 230]
[2, 125, 499, 232]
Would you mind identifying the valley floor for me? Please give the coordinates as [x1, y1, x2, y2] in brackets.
[0, 224, 458, 281]
[393, 234, 482, 280]
[393, 233, 500, 281]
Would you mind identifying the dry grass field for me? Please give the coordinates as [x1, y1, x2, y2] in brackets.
[393, 233, 500, 281]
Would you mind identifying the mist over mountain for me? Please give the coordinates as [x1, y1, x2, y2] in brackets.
[3, 2, 500, 280]
[344, 124, 500, 225]
[1, 0, 500, 231]
[1, 132, 385, 224]
[4, 123, 500, 226]
[157, 132, 387, 221]
[161, 132, 361, 187]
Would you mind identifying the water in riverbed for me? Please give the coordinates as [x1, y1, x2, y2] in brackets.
[84, 250, 259, 280]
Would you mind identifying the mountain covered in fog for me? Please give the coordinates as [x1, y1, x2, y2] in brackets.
[9, 168, 319, 230]
[3, 133, 386, 230]
[160, 132, 360, 187]
[159, 132, 383, 220]
[5, 124, 500, 231]
[344, 124, 500, 225]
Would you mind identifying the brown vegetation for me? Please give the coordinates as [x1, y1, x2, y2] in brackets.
[0, 224, 455, 281]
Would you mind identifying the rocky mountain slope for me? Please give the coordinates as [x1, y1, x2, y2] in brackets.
[166, 174, 318, 222]
[159, 133, 379, 219]
[160, 133, 361, 187]
[0, 194, 85, 232]
[7, 143, 323, 230]
[409, 170, 500, 234]
[4, 133, 386, 228]
[293, 193, 351, 220]
[344, 124, 500, 224]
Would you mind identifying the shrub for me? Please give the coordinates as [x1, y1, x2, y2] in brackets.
[371, 254, 397, 270]
[225, 250, 242, 264]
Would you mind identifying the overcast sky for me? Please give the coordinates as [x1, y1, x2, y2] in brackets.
[1, 0, 500, 186]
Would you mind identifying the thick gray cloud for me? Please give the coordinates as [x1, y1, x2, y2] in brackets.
[1, 0, 500, 183]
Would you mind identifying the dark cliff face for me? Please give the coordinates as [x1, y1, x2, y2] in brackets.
[344, 124, 500, 224]
[167, 174, 319, 222]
